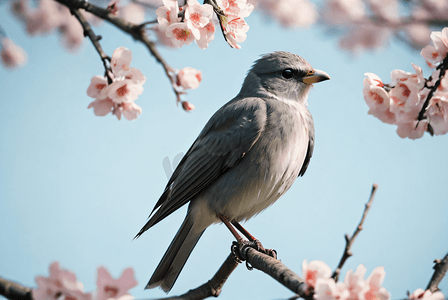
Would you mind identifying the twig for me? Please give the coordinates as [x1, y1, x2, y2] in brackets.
[0, 277, 32, 300]
[426, 252, 448, 292]
[69, 6, 113, 84]
[56, 0, 183, 105]
[331, 184, 378, 281]
[153, 253, 240, 300]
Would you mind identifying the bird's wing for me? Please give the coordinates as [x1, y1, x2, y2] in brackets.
[298, 112, 314, 177]
[135, 98, 267, 237]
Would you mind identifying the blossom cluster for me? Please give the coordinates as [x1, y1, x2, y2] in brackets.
[10, 0, 98, 52]
[87, 47, 146, 121]
[302, 260, 445, 300]
[363, 28, 448, 139]
[156, 0, 253, 49]
[32, 262, 138, 300]
[0, 37, 27, 69]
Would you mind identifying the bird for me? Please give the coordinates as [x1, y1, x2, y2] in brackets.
[135, 51, 330, 293]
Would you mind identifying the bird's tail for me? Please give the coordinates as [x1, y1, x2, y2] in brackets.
[146, 211, 205, 293]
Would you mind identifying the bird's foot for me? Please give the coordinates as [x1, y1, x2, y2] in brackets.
[231, 239, 277, 269]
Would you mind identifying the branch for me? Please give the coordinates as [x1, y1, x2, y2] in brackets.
[331, 184, 378, 281]
[0, 277, 32, 300]
[426, 252, 448, 293]
[56, 0, 183, 104]
[153, 253, 239, 300]
[244, 248, 308, 298]
[69, 6, 113, 84]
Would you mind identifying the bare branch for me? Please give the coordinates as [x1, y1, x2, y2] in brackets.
[244, 248, 308, 298]
[332, 184, 378, 281]
[69, 7, 113, 84]
[426, 253, 448, 292]
[0, 277, 32, 300]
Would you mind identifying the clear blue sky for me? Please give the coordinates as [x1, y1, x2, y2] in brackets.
[0, 3, 447, 300]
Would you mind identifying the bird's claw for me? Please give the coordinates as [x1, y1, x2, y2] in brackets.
[231, 239, 278, 268]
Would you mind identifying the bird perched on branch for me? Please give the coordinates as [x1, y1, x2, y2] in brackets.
[135, 51, 330, 292]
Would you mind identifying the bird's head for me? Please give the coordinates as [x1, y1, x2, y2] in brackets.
[239, 51, 330, 104]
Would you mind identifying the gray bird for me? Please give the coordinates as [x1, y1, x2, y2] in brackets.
[135, 51, 330, 292]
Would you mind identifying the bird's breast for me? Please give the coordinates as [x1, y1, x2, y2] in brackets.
[204, 100, 310, 221]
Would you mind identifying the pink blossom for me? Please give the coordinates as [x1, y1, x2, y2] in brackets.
[88, 98, 115, 117]
[124, 67, 146, 85]
[396, 120, 428, 139]
[196, 22, 215, 49]
[59, 15, 85, 51]
[185, 0, 213, 40]
[344, 265, 367, 300]
[302, 260, 332, 288]
[409, 289, 445, 300]
[359, 267, 390, 300]
[367, 0, 400, 23]
[389, 64, 425, 124]
[0, 38, 27, 69]
[166, 22, 196, 48]
[405, 24, 431, 48]
[120, 2, 145, 24]
[177, 67, 202, 90]
[182, 101, 195, 111]
[32, 262, 92, 300]
[363, 73, 396, 124]
[267, 0, 316, 27]
[25, 0, 64, 35]
[111, 47, 133, 77]
[421, 28, 448, 65]
[222, 16, 250, 49]
[321, 0, 365, 25]
[87, 76, 109, 100]
[108, 79, 144, 104]
[156, 0, 181, 32]
[153, 25, 177, 48]
[339, 24, 391, 54]
[96, 267, 138, 300]
[314, 278, 350, 300]
[122, 102, 143, 120]
[426, 92, 448, 135]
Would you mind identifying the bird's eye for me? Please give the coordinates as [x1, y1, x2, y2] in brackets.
[282, 68, 294, 79]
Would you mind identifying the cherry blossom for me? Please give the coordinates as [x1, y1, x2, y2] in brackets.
[217, 0, 253, 48]
[363, 73, 395, 124]
[166, 22, 196, 48]
[344, 265, 367, 300]
[426, 92, 448, 135]
[185, 0, 213, 40]
[409, 289, 445, 300]
[359, 267, 390, 300]
[0, 38, 27, 69]
[33, 262, 92, 300]
[339, 24, 391, 54]
[88, 98, 115, 116]
[314, 278, 350, 300]
[87, 47, 145, 120]
[321, 0, 365, 25]
[96, 267, 138, 300]
[182, 100, 195, 111]
[421, 28, 448, 66]
[120, 2, 145, 24]
[111, 47, 132, 77]
[156, 0, 181, 32]
[389, 64, 425, 124]
[301, 260, 332, 288]
[176, 67, 202, 90]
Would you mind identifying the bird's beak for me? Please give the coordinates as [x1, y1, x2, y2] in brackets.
[302, 69, 330, 84]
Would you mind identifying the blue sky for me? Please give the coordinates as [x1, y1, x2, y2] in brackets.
[0, 3, 447, 300]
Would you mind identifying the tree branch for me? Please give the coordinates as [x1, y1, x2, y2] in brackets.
[331, 184, 378, 281]
[153, 253, 240, 300]
[69, 6, 113, 84]
[0, 277, 32, 300]
[426, 252, 448, 293]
